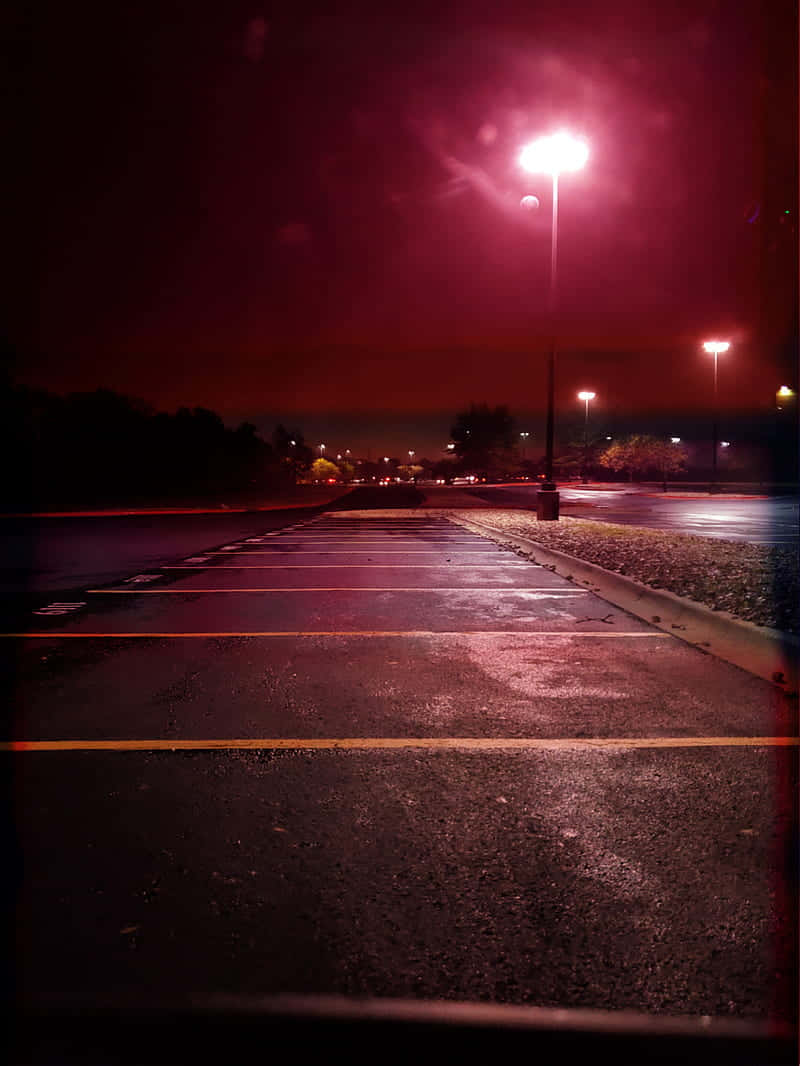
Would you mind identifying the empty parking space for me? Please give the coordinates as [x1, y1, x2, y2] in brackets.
[5, 511, 797, 1021]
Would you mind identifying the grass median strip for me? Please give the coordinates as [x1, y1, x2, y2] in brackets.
[3, 737, 798, 752]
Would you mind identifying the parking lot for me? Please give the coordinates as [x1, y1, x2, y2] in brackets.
[6, 511, 797, 1024]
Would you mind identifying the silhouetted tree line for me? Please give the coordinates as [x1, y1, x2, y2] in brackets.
[0, 379, 314, 508]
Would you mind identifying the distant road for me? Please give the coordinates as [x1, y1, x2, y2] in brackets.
[456, 484, 799, 547]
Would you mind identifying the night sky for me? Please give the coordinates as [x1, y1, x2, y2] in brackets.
[5, 0, 797, 459]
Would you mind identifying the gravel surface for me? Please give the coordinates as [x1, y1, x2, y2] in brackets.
[448, 510, 799, 634]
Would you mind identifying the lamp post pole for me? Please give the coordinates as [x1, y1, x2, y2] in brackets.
[577, 391, 595, 483]
[544, 171, 558, 493]
[519, 431, 529, 464]
[519, 131, 589, 520]
[702, 341, 729, 493]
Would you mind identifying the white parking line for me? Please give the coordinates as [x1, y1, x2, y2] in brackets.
[2, 631, 671, 639]
[206, 550, 506, 555]
[161, 564, 533, 569]
[85, 587, 588, 595]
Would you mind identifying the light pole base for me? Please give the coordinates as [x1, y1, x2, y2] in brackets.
[537, 489, 560, 521]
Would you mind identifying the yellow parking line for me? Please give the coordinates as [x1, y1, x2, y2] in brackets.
[3, 737, 797, 752]
[0, 631, 669, 639]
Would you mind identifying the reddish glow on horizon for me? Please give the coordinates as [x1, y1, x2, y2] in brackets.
[519, 131, 589, 176]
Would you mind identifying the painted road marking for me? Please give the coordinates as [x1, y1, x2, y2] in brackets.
[160, 564, 532, 569]
[83, 587, 588, 595]
[0, 631, 671, 639]
[2, 736, 797, 752]
[31, 602, 87, 617]
[206, 550, 503, 555]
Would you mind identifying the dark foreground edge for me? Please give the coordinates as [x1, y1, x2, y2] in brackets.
[11, 998, 796, 1065]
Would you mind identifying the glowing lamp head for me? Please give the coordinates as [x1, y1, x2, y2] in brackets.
[671, 437, 681, 444]
[519, 131, 589, 176]
[777, 386, 795, 397]
[702, 341, 730, 355]
[578, 391, 596, 401]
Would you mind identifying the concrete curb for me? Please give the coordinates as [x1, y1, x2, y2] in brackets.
[451, 514, 799, 694]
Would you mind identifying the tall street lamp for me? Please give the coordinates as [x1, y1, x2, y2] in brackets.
[702, 340, 730, 492]
[318, 443, 326, 458]
[519, 131, 589, 520]
[577, 391, 596, 483]
[519, 431, 530, 463]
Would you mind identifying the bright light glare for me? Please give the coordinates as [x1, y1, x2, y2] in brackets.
[577, 391, 596, 401]
[702, 341, 730, 354]
[671, 437, 681, 443]
[519, 131, 589, 175]
[777, 385, 795, 397]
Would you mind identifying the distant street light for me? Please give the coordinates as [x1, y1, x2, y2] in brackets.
[702, 340, 730, 492]
[318, 443, 326, 458]
[519, 130, 590, 519]
[671, 437, 681, 443]
[577, 391, 596, 483]
[519, 431, 530, 463]
[777, 385, 796, 411]
[721, 441, 731, 448]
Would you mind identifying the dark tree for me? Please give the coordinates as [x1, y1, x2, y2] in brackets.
[272, 424, 314, 483]
[450, 403, 515, 478]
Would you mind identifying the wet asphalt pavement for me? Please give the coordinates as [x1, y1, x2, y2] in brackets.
[4, 498, 797, 1027]
[467, 485, 799, 546]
